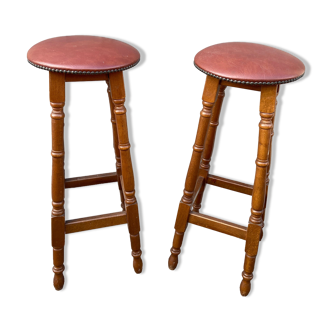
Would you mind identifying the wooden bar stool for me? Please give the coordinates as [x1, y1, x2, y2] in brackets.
[168, 42, 305, 296]
[27, 36, 143, 290]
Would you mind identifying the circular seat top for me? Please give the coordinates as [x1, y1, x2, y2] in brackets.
[27, 35, 140, 74]
[194, 42, 305, 85]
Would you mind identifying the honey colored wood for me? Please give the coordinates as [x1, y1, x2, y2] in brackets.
[189, 212, 247, 240]
[192, 176, 204, 206]
[168, 77, 279, 296]
[168, 75, 220, 270]
[109, 71, 142, 274]
[107, 80, 125, 210]
[65, 73, 109, 82]
[193, 84, 226, 212]
[65, 211, 127, 234]
[45, 70, 143, 290]
[240, 84, 278, 296]
[65, 172, 117, 188]
[207, 174, 253, 196]
[221, 80, 261, 91]
[50, 71, 66, 291]
[258, 85, 280, 240]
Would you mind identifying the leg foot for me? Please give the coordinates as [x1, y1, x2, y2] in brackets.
[168, 231, 184, 270]
[52, 271, 65, 292]
[127, 216, 142, 274]
[168, 248, 180, 270]
[240, 272, 253, 296]
[132, 250, 143, 274]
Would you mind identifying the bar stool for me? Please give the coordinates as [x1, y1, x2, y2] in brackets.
[168, 42, 305, 296]
[27, 35, 143, 290]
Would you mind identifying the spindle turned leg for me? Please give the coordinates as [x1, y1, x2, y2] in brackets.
[168, 76, 220, 270]
[193, 84, 227, 212]
[50, 72, 66, 290]
[240, 85, 278, 296]
[109, 72, 143, 274]
[258, 85, 280, 240]
[106, 81, 125, 211]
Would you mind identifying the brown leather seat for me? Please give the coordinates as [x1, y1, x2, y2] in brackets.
[27, 35, 140, 74]
[194, 42, 305, 85]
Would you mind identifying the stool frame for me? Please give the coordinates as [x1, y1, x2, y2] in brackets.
[50, 71, 142, 290]
[168, 75, 279, 296]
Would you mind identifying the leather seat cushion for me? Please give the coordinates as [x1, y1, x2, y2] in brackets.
[194, 42, 305, 84]
[27, 35, 140, 74]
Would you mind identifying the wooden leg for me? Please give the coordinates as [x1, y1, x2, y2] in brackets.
[240, 85, 277, 296]
[193, 85, 227, 212]
[50, 72, 66, 290]
[258, 85, 280, 241]
[108, 72, 142, 274]
[168, 76, 220, 270]
[106, 81, 125, 210]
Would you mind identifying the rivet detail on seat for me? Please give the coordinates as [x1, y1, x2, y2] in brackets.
[194, 62, 304, 85]
[27, 59, 140, 74]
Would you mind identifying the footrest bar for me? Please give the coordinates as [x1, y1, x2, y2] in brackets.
[188, 212, 247, 240]
[65, 211, 127, 234]
[207, 174, 253, 196]
[65, 172, 118, 189]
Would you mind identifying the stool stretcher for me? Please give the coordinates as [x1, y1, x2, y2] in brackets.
[207, 174, 253, 196]
[65, 211, 127, 234]
[65, 171, 118, 189]
[188, 212, 247, 240]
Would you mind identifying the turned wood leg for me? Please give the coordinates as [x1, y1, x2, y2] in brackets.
[106, 81, 125, 210]
[109, 72, 142, 274]
[240, 85, 277, 296]
[258, 85, 280, 241]
[169, 76, 220, 270]
[193, 84, 227, 212]
[50, 72, 66, 290]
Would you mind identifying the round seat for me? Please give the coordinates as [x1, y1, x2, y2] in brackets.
[194, 42, 305, 85]
[27, 35, 140, 74]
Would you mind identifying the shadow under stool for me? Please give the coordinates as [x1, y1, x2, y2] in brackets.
[168, 42, 305, 296]
[27, 35, 143, 290]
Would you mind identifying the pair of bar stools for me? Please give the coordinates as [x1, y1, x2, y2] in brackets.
[27, 36, 305, 295]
